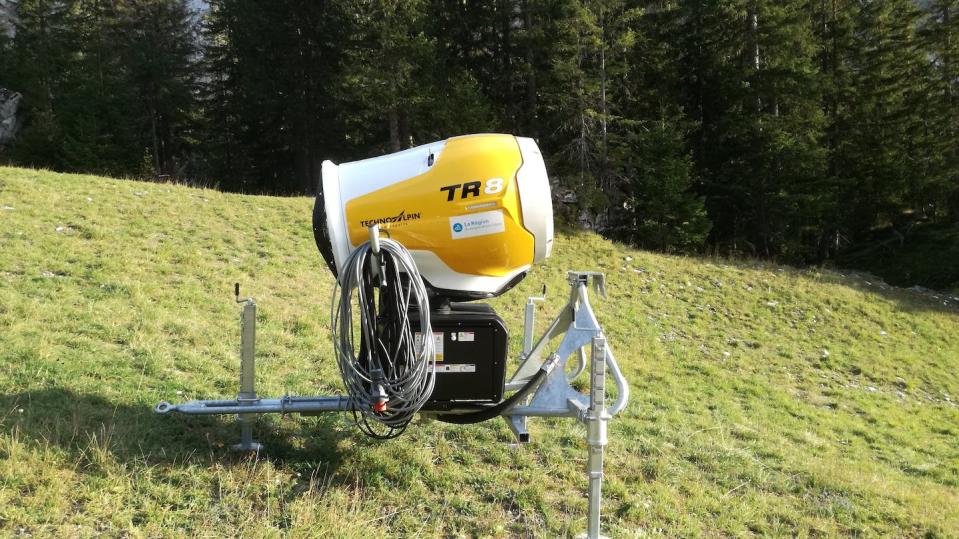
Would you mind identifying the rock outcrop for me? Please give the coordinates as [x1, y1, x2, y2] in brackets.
[0, 0, 16, 40]
[0, 88, 22, 146]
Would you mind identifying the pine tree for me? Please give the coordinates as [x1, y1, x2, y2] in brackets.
[837, 0, 932, 238]
[740, 0, 827, 260]
[594, 1, 710, 252]
[534, 0, 604, 222]
[201, 0, 347, 192]
[919, 0, 959, 222]
[605, 117, 710, 252]
[337, 0, 498, 159]
[811, 0, 857, 256]
[4, 0, 74, 168]
[426, 1, 519, 134]
[59, 0, 140, 175]
[659, 0, 826, 258]
[110, 0, 198, 179]
[4, 0, 200, 177]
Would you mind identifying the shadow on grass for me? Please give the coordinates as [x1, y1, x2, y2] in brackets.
[813, 270, 959, 317]
[0, 388, 347, 469]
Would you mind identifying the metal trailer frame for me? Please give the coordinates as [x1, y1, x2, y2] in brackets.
[155, 271, 630, 539]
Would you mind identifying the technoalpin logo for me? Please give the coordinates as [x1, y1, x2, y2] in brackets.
[360, 210, 421, 228]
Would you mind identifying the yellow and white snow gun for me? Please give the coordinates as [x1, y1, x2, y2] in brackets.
[314, 133, 553, 299]
[157, 134, 628, 539]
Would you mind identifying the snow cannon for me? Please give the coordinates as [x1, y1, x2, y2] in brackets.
[313, 134, 554, 300]
[156, 133, 629, 539]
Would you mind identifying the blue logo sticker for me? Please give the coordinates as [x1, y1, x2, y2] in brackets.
[452, 223, 464, 233]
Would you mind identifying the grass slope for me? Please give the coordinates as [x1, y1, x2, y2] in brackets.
[1, 166, 958, 538]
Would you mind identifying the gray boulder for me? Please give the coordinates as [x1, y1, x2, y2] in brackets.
[0, 0, 16, 40]
[0, 88, 22, 146]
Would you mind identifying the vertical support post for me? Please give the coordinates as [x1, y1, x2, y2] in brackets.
[514, 286, 545, 443]
[577, 335, 610, 539]
[522, 285, 546, 356]
[232, 297, 263, 452]
[523, 298, 536, 355]
[239, 300, 256, 401]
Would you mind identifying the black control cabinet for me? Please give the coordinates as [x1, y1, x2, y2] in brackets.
[415, 303, 508, 409]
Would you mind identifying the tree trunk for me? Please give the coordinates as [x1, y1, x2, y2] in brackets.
[399, 109, 411, 149]
[599, 5, 608, 191]
[750, 5, 761, 115]
[389, 107, 400, 152]
[523, 0, 538, 139]
[151, 106, 161, 178]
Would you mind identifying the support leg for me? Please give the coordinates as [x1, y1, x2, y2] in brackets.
[504, 414, 530, 444]
[522, 286, 546, 357]
[577, 335, 610, 539]
[232, 299, 263, 453]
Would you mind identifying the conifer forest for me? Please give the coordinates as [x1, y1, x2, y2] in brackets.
[2, 1, 957, 287]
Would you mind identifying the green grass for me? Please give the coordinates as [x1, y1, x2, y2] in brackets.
[1, 166, 958, 537]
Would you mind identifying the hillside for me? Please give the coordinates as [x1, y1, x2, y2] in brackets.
[1, 166, 957, 537]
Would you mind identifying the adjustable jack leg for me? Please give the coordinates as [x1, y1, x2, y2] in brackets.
[507, 286, 547, 445]
[232, 284, 263, 453]
[522, 284, 546, 356]
[577, 335, 610, 539]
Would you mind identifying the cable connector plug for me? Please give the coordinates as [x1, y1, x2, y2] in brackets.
[371, 368, 389, 413]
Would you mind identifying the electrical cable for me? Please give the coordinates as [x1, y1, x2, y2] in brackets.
[330, 236, 435, 439]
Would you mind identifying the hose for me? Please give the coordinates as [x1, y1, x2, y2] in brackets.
[331, 236, 435, 439]
[435, 354, 560, 425]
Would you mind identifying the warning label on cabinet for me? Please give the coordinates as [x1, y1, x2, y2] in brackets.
[414, 331, 444, 361]
[433, 364, 476, 373]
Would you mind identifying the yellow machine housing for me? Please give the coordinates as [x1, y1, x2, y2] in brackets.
[314, 134, 554, 299]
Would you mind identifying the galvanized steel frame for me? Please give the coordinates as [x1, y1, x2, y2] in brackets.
[155, 271, 629, 538]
